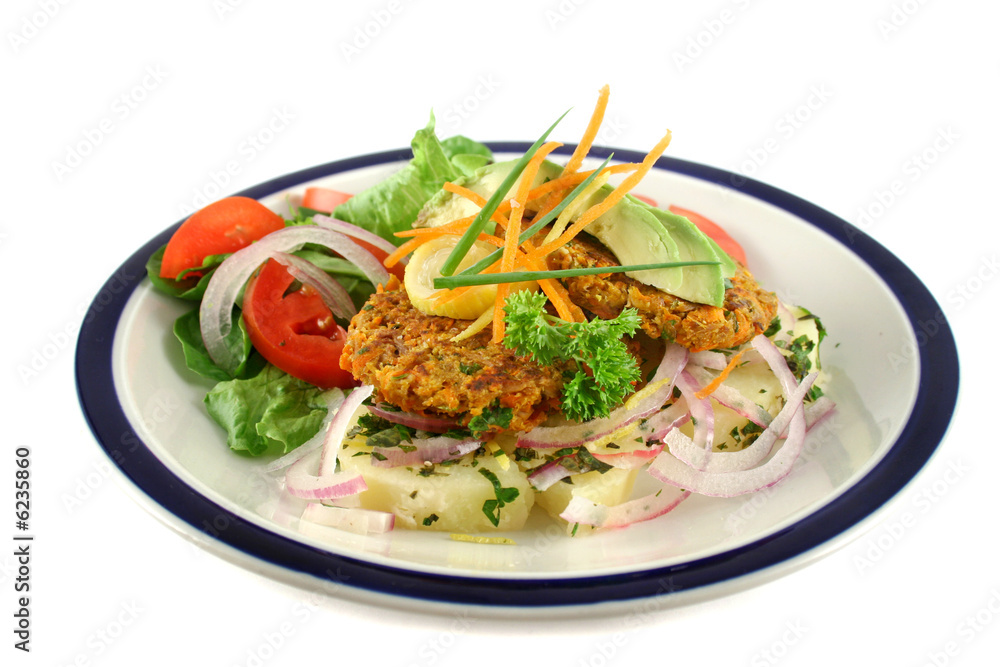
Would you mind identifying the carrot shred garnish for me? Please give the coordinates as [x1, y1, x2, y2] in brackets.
[524, 130, 673, 265]
[561, 85, 610, 176]
[694, 351, 745, 400]
[492, 140, 562, 342]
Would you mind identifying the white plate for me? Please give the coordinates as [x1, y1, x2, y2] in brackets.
[76, 144, 959, 615]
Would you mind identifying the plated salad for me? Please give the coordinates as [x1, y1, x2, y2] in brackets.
[147, 87, 833, 538]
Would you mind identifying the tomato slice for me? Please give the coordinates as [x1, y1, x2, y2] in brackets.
[668, 205, 748, 266]
[301, 187, 353, 214]
[631, 193, 658, 207]
[160, 197, 285, 279]
[242, 259, 357, 389]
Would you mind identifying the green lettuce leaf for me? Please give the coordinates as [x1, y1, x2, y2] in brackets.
[332, 113, 492, 245]
[172, 308, 264, 382]
[204, 364, 332, 456]
[146, 244, 229, 300]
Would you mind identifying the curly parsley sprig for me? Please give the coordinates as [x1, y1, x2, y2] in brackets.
[502, 291, 642, 422]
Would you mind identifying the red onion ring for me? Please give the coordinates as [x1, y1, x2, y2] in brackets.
[312, 214, 404, 262]
[370, 436, 481, 468]
[560, 487, 691, 529]
[270, 251, 356, 320]
[366, 404, 460, 433]
[200, 226, 390, 375]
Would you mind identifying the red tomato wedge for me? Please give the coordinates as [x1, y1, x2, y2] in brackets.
[301, 187, 353, 214]
[160, 197, 285, 279]
[668, 205, 748, 266]
[242, 259, 357, 389]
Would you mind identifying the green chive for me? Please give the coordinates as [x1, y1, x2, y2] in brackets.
[438, 108, 571, 277]
[455, 154, 615, 278]
[433, 260, 721, 289]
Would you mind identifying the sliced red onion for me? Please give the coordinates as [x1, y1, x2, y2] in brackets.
[560, 488, 691, 529]
[663, 372, 817, 474]
[319, 384, 374, 476]
[312, 214, 403, 262]
[527, 459, 573, 491]
[301, 503, 395, 535]
[648, 342, 690, 385]
[771, 301, 798, 346]
[261, 388, 346, 473]
[649, 375, 814, 497]
[200, 226, 390, 375]
[518, 343, 687, 450]
[367, 404, 460, 433]
[371, 436, 480, 468]
[284, 448, 367, 500]
[635, 401, 691, 443]
[686, 365, 773, 429]
[270, 251, 356, 320]
[590, 442, 665, 469]
[805, 396, 836, 430]
[688, 350, 727, 370]
[674, 370, 715, 467]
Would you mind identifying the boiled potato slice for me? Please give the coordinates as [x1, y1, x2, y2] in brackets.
[536, 468, 640, 534]
[339, 437, 534, 532]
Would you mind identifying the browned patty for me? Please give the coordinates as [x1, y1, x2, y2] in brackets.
[545, 232, 778, 351]
[339, 289, 566, 435]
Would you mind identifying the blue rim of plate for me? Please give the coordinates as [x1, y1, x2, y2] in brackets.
[75, 142, 959, 609]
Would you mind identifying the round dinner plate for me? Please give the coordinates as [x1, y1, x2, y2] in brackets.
[75, 143, 959, 615]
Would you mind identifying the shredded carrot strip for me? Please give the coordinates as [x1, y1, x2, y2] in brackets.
[493, 141, 562, 342]
[562, 85, 610, 176]
[524, 162, 638, 202]
[394, 215, 475, 239]
[524, 130, 673, 264]
[695, 351, 745, 400]
[384, 236, 427, 268]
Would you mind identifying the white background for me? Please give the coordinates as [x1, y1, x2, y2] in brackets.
[2, 0, 996, 665]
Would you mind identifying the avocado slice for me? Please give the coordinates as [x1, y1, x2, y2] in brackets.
[582, 191, 730, 307]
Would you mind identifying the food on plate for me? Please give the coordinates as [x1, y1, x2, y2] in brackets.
[148, 86, 834, 538]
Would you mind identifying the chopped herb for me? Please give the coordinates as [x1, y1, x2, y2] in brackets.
[459, 362, 483, 375]
[467, 403, 513, 437]
[478, 468, 520, 527]
[422, 514, 439, 526]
